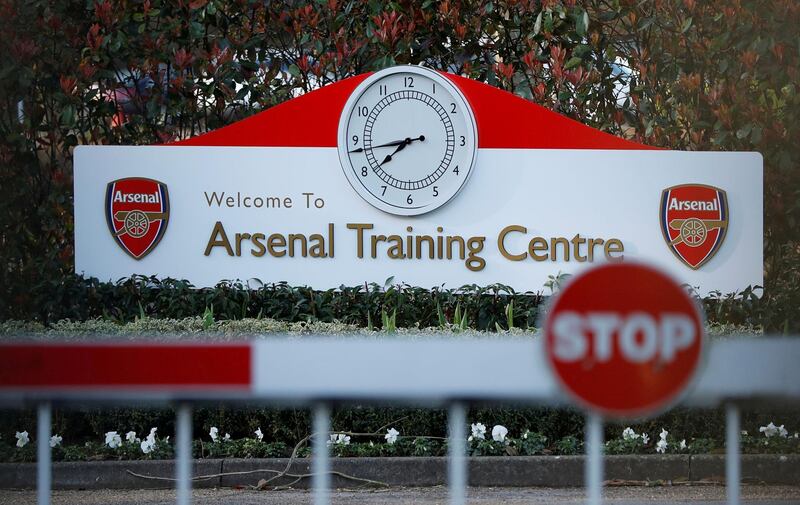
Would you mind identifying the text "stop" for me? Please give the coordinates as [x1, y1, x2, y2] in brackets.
[551, 312, 696, 363]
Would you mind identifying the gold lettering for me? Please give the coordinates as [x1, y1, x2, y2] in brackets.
[251, 233, 266, 257]
[288, 234, 308, 257]
[529, 237, 549, 261]
[328, 223, 334, 258]
[415, 235, 435, 259]
[267, 234, 286, 257]
[387, 235, 405, 259]
[498, 225, 527, 261]
[235, 232, 251, 256]
[347, 223, 373, 258]
[604, 239, 624, 261]
[466, 236, 486, 271]
[446, 235, 465, 260]
[308, 234, 326, 258]
[204, 221, 234, 256]
[550, 237, 570, 261]
[588, 238, 603, 261]
[371, 234, 386, 258]
[571, 234, 587, 262]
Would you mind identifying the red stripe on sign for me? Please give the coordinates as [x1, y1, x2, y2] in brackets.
[0, 344, 251, 388]
[168, 71, 654, 150]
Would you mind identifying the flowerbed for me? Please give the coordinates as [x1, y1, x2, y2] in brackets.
[2, 420, 798, 464]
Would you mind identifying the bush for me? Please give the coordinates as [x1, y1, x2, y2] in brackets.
[0, 0, 798, 331]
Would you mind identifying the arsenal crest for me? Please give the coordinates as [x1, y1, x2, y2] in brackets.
[660, 184, 728, 269]
[105, 177, 170, 260]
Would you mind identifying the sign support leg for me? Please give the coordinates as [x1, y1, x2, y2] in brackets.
[726, 404, 741, 505]
[448, 402, 467, 505]
[176, 404, 193, 505]
[585, 413, 603, 505]
[37, 402, 51, 505]
[312, 402, 331, 505]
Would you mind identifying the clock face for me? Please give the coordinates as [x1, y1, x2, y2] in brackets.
[338, 66, 478, 216]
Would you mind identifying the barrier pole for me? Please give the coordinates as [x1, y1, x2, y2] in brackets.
[37, 402, 52, 505]
[175, 404, 193, 505]
[448, 402, 467, 505]
[585, 413, 603, 505]
[726, 404, 741, 505]
[312, 403, 331, 505]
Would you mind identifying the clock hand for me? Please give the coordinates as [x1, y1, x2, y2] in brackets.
[377, 135, 426, 166]
[349, 135, 425, 153]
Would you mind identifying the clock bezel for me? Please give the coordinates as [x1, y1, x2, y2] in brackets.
[337, 65, 478, 216]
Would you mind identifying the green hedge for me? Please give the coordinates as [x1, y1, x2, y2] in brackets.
[3, 275, 548, 329]
[0, 273, 784, 332]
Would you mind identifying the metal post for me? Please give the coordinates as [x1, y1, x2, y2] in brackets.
[175, 404, 193, 505]
[726, 404, 741, 505]
[312, 403, 331, 505]
[448, 402, 467, 505]
[37, 402, 52, 505]
[585, 413, 604, 505]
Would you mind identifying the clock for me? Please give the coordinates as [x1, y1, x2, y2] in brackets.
[337, 66, 478, 216]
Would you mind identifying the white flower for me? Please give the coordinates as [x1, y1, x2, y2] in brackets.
[659, 429, 668, 440]
[125, 431, 138, 444]
[327, 433, 351, 447]
[741, 430, 749, 436]
[522, 431, 529, 439]
[622, 427, 639, 441]
[492, 425, 509, 443]
[777, 425, 788, 438]
[759, 422, 778, 438]
[223, 433, 231, 442]
[15, 431, 29, 448]
[641, 433, 650, 444]
[468, 435, 473, 442]
[385, 428, 399, 445]
[209, 427, 219, 442]
[49, 435, 62, 448]
[794, 433, 799, 439]
[656, 439, 668, 454]
[254, 428, 264, 441]
[470, 423, 486, 440]
[679, 439, 687, 450]
[140, 428, 158, 454]
[105, 431, 122, 449]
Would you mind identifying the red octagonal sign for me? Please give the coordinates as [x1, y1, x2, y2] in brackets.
[544, 263, 705, 419]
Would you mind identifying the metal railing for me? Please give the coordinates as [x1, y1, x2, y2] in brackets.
[2, 336, 799, 505]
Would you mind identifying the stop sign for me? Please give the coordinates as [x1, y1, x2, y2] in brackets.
[544, 262, 705, 418]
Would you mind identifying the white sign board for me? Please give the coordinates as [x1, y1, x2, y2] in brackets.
[74, 146, 762, 296]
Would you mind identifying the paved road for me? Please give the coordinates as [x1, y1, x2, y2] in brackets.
[2, 485, 799, 505]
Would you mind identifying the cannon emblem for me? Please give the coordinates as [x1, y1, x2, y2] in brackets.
[660, 184, 728, 270]
[105, 177, 170, 260]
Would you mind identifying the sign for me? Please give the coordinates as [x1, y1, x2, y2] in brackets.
[105, 177, 170, 259]
[660, 184, 728, 269]
[543, 262, 705, 418]
[74, 66, 763, 295]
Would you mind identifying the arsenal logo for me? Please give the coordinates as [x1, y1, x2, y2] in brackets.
[660, 184, 728, 269]
[105, 178, 170, 260]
